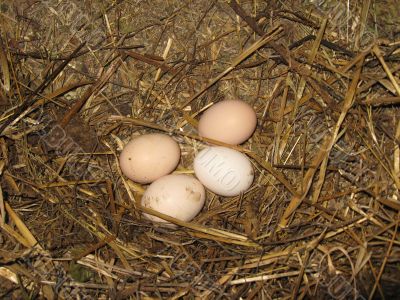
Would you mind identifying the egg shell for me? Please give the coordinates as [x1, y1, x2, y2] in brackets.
[141, 174, 206, 225]
[194, 146, 254, 197]
[119, 133, 180, 184]
[198, 99, 257, 145]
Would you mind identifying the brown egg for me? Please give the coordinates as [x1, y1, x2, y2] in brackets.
[198, 99, 257, 145]
[119, 133, 180, 184]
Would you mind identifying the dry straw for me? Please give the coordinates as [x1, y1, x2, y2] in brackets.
[0, 0, 399, 299]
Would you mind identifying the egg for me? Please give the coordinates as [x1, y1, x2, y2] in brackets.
[119, 133, 180, 184]
[194, 146, 254, 197]
[198, 99, 257, 145]
[141, 174, 206, 225]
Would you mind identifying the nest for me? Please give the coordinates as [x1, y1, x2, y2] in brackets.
[1, 0, 400, 299]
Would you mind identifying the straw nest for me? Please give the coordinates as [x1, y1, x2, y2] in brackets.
[1, 0, 399, 299]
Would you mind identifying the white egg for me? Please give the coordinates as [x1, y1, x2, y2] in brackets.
[194, 146, 254, 197]
[141, 174, 206, 225]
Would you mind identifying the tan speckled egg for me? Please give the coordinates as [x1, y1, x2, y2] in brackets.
[141, 174, 206, 225]
[119, 133, 180, 184]
[198, 99, 257, 145]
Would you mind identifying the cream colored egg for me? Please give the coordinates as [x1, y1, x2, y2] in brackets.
[198, 99, 257, 145]
[141, 174, 206, 225]
[194, 146, 254, 197]
[119, 133, 180, 184]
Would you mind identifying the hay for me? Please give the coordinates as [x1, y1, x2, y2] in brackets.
[0, 0, 400, 298]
